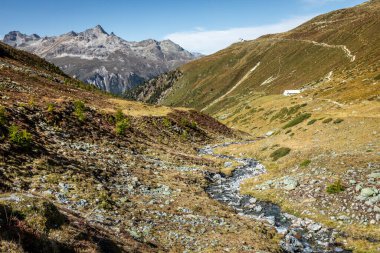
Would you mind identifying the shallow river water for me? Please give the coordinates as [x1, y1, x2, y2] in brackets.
[199, 142, 351, 253]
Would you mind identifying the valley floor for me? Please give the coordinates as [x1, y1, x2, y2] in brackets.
[209, 90, 380, 252]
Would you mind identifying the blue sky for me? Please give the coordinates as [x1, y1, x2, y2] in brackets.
[0, 0, 366, 54]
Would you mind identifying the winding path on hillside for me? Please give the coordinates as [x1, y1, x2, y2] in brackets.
[201, 62, 261, 112]
[266, 38, 356, 62]
[199, 141, 351, 253]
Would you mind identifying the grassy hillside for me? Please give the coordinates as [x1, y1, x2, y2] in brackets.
[0, 41, 283, 252]
[159, 0, 379, 113]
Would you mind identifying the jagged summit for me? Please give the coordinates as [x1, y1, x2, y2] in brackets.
[2, 25, 201, 95]
[3, 31, 40, 47]
[83, 24, 109, 36]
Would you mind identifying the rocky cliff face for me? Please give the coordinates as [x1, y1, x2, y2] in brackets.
[2, 25, 200, 95]
[124, 69, 182, 103]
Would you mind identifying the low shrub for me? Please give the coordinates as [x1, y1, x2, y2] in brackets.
[181, 129, 189, 140]
[326, 180, 345, 194]
[162, 118, 172, 128]
[114, 109, 130, 136]
[333, 118, 344, 124]
[28, 98, 35, 108]
[42, 202, 66, 231]
[0, 106, 7, 125]
[73, 100, 86, 121]
[46, 103, 55, 113]
[270, 147, 291, 161]
[322, 118, 333, 124]
[9, 125, 32, 147]
[181, 118, 197, 130]
[300, 159, 311, 167]
[114, 109, 124, 122]
[307, 119, 317, 125]
[115, 119, 130, 136]
[282, 113, 311, 129]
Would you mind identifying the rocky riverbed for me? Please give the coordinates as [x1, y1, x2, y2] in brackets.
[200, 142, 352, 253]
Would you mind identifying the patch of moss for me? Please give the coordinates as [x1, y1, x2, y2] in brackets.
[270, 147, 291, 161]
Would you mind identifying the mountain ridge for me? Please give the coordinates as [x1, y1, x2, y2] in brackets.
[2, 25, 201, 95]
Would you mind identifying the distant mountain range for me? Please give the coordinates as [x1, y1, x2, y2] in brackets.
[2, 25, 200, 94]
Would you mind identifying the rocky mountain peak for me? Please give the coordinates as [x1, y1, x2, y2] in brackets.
[2, 25, 200, 95]
[82, 25, 109, 37]
[65, 30, 78, 37]
[3, 31, 40, 47]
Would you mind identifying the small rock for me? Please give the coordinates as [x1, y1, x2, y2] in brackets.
[308, 223, 322, 232]
[77, 199, 88, 207]
[349, 180, 356, 185]
[283, 177, 299, 191]
[266, 216, 276, 225]
[224, 162, 233, 168]
[360, 188, 376, 198]
[368, 172, 380, 179]
[355, 184, 363, 192]
[337, 215, 349, 221]
[254, 205, 263, 212]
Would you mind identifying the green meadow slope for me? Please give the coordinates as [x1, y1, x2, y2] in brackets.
[156, 0, 379, 114]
